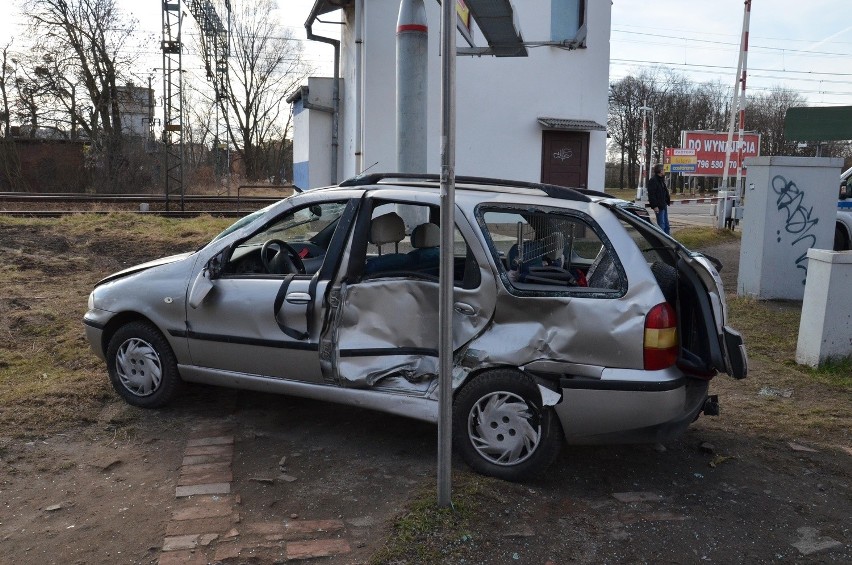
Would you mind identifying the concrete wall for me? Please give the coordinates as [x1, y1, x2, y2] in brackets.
[795, 249, 852, 366]
[738, 156, 844, 300]
[325, 0, 610, 188]
[0, 139, 88, 192]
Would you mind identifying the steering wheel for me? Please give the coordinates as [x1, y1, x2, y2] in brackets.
[260, 239, 306, 274]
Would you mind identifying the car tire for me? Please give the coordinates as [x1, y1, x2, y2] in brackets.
[834, 225, 850, 251]
[106, 321, 181, 408]
[453, 370, 562, 481]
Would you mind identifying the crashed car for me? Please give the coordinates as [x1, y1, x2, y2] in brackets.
[84, 174, 747, 481]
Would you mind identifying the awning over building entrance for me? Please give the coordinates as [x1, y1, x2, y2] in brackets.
[538, 117, 606, 132]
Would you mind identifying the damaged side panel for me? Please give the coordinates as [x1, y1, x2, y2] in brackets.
[329, 278, 494, 391]
[466, 248, 663, 373]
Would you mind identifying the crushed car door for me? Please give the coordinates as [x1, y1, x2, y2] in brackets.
[184, 199, 358, 382]
[322, 198, 497, 394]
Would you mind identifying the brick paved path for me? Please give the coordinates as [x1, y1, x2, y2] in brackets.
[158, 424, 352, 564]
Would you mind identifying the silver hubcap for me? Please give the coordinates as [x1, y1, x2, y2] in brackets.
[468, 391, 541, 466]
[115, 338, 162, 396]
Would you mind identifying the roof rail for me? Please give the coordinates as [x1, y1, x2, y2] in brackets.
[574, 188, 612, 199]
[337, 172, 591, 203]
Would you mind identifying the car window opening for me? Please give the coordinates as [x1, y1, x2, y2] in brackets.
[359, 202, 480, 289]
[481, 208, 621, 293]
[223, 201, 348, 277]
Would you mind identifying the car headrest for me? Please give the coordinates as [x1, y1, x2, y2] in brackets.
[411, 223, 439, 249]
[369, 212, 405, 245]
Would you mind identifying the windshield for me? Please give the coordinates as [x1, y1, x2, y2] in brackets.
[210, 203, 276, 243]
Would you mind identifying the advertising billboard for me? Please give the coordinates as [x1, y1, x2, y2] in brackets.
[681, 131, 761, 176]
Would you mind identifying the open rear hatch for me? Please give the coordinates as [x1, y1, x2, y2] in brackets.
[610, 204, 748, 379]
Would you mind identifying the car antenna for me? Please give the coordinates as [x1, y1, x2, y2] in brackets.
[358, 161, 380, 176]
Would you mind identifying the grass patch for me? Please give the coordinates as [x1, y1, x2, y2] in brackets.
[370, 472, 506, 564]
[603, 188, 636, 201]
[726, 294, 850, 392]
[0, 214, 232, 437]
[727, 296, 800, 362]
[809, 357, 852, 388]
[673, 226, 740, 249]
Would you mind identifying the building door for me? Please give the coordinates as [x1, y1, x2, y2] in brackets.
[541, 130, 589, 189]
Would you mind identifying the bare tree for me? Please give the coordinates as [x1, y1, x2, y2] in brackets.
[608, 71, 657, 189]
[0, 41, 14, 138]
[29, 0, 137, 176]
[608, 70, 803, 191]
[32, 49, 87, 140]
[748, 86, 807, 157]
[223, 0, 309, 181]
[12, 55, 51, 137]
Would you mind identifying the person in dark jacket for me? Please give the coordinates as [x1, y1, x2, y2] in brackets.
[647, 163, 671, 234]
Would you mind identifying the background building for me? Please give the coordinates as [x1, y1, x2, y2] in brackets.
[291, 0, 610, 190]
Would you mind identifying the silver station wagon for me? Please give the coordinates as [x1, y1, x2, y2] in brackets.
[84, 174, 747, 481]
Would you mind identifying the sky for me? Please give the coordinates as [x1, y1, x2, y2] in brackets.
[1, 0, 850, 107]
[609, 0, 852, 107]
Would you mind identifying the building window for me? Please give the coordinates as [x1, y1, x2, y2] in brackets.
[551, 0, 587, 46]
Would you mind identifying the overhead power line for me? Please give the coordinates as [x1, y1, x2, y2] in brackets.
[610, 58, 852, 78]
[612, 28, 852, 58]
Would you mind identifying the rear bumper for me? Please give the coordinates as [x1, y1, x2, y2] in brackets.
[554, 368, 709, 444]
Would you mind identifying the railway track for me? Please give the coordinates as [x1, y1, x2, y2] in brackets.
[0, 191, 289, 218]
[0, 210, 248, 218]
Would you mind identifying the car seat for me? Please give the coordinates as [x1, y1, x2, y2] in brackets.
[407, 222, 440, 272]
[363, 212, 409, 275]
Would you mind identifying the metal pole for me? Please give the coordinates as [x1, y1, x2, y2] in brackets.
[648, 108, 655, 178]
[396, 0, 428, 173]
[437, 0, 456, 508]
[636, 104, 647, 201]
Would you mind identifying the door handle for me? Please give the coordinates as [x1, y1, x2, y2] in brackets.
[454, 302, 476, 316]
[285, 292, 312, 305]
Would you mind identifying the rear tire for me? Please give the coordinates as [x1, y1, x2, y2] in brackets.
[453, 370, 562, 481]
[106, 321, 181, 408]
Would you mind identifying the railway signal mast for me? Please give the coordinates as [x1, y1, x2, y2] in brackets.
[161, 0, 232, 211]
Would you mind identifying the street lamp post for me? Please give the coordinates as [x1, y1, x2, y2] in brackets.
[639, 105, 655, 200]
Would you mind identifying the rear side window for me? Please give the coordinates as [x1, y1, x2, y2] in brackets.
[479, 207, 623, 295]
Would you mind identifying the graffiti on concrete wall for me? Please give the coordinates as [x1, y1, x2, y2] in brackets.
[772, 175, 819, 285]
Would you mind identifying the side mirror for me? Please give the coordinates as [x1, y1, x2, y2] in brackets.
[188, 248, 228, 309]
[309, 204, 323, 218]
[207, 249, 226, 280]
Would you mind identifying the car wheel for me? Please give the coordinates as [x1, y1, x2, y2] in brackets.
[453, 370, 562, 481]
[834, 225, 850, 251]
[106, 321, 181, 408]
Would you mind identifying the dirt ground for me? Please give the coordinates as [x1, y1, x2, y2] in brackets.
[0, 217, 850, 564]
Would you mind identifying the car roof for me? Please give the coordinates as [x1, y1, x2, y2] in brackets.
[335, 173, 593, 203]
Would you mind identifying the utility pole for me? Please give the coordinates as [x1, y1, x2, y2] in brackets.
[636, 103, 648, 201]
[161, 0, 231, 209]
[161, 1, 183, 212]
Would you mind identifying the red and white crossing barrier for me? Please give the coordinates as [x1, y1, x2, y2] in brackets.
[670, 195, 736, 205]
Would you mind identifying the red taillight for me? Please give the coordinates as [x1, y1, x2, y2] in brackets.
[644, 302, 678, 371]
